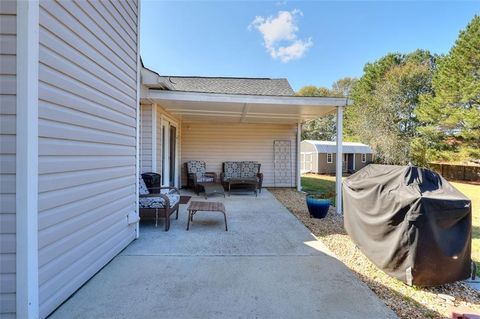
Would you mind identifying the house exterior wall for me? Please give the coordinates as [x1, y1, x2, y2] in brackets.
[155, 105, 162, 173]
[355, 153, 373, 171]
[181, 122, 297, 187]
[317, 153, 337, 174]
[140, 104, 152, 172]
[139, 103, 182, 186]
[0, 1, 17, 317]
[316, 153, 373, 174]
[37, 1, 139, 317]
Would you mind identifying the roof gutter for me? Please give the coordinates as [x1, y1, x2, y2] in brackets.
[140, 67, 173, 90]
[143, 89, 350, 107]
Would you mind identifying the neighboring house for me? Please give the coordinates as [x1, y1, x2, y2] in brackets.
[0, 2, 348, 319]
[301, 140, 374, 174]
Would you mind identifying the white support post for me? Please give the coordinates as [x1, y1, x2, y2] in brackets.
[352, 153, 356, 171]
[297, 123, 302, 191]
[160, 116, 165, 186]
[335, 106, 344, 214]
[16, 1, 39, 317]
[151, 104, 157, 172]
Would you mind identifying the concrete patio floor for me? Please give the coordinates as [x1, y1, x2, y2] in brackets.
[49, 190, 397, 319]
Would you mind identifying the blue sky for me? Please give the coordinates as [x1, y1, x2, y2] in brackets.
[140, 1, 479, 91]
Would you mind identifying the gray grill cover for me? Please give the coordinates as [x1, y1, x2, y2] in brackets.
[343, 164, 472, 286]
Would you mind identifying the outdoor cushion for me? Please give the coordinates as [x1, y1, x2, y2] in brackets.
[240, 161, 260, 178]
[223, 176, 259, 183]
[224, 161, 241, 179]
[197, 176, 214, 183]
[224, 161, 259, 179]
[139, 177, 150, 195]
[139, 193, 180, 209]
[187, 160, 207, 180]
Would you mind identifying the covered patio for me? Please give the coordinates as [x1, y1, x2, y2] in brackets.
[49, 190, 396, 318]
[140, 68, 349, 213]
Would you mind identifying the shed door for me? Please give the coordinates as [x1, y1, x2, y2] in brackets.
[301, 153, 313, 173]
[347, 154, 354, 170]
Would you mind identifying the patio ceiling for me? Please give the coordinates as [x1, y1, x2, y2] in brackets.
[141, 89, 349, 124]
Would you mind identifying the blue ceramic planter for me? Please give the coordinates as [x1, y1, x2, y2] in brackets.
[306, 195, 331, 219]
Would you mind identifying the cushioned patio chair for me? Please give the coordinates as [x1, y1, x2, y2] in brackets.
[185, 160, 217, 195]
[139, 176, 180, 231]
[220, 161, 263, 194]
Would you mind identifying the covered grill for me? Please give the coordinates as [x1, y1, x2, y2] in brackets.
[343, 164, 473, 286]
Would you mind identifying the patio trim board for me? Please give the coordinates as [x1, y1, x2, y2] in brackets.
[145, 89, 349, 107]
[16, 1, 40, 317]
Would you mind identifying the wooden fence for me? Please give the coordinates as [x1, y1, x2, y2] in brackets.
[428, 163, 480, 182]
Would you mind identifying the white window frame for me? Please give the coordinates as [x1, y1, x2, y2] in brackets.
[362, 153, 367, 163]
[160, 114, 179, 188]
[327, 153, 333, 163]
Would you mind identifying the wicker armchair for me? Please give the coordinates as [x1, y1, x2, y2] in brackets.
[139, 175, 180, 231]
[185, 161, 217, 195]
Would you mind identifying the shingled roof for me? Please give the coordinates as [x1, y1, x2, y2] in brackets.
[162, 76, 295, 96]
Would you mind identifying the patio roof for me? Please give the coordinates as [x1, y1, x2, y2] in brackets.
[140, 89, 349, 124]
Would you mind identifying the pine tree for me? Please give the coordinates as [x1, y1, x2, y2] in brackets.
[415, 15, 480, 163]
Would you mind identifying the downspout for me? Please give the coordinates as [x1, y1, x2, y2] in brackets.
[16, 1, 40, 316]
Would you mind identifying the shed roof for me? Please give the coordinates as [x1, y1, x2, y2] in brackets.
[302, 140, 374, 154]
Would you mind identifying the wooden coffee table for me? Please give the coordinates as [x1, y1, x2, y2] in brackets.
[227, 177, 258, 196]
[186, 201, 227, 231]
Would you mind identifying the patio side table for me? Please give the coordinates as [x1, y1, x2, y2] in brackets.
[186, 201, 228, 231]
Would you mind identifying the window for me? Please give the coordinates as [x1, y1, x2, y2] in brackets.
[327, 153, 333, 163]
[362, 153, 367, 163]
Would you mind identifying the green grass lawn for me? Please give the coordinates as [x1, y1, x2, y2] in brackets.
[301, 174, 480, 275]
[450, 181, 479, 275]
[302, 174, 336, 193]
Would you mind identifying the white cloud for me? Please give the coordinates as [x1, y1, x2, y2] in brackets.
[249, 9, 313, 63]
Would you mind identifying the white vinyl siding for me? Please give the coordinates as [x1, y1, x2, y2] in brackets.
[37, 1, 138, 317]
[140, 104, 152, 172]
[0, 1, 16, 317]
[181, 122, 297, 187]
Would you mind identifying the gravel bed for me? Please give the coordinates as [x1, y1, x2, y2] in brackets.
[269, 188, 480, 319]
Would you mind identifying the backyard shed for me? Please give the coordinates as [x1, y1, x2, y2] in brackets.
[301, 140, 374, 174]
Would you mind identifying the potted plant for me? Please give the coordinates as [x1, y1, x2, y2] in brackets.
[304, 190, 335, 219]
